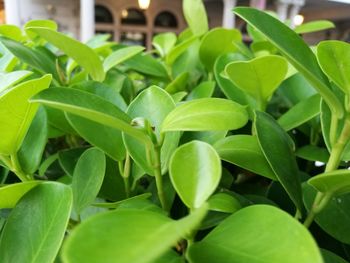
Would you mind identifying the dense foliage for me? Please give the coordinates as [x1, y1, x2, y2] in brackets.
[0, 1, 349, 262]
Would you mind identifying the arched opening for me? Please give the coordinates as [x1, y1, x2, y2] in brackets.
[95, 5, 114, 24]
[154, 11, 178, 28]
[121, 8, 147, 25]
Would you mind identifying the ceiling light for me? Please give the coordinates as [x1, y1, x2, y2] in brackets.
[293, 14, 304, 26]
[138, 0, 151, 9]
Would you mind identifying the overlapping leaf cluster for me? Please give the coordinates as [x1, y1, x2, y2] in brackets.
[0, 1, 349, 262]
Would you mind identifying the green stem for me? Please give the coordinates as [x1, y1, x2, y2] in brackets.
[153, 144, 168, 211]
[118, 158, 130, 198]
[304, 117, 350, 227]
[123, 154, 131, 198]
[10, 154, 32, 181]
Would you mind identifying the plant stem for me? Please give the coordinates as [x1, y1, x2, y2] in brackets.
[304, 117, 350, 227]
[10, 154, 32, 181]
[123, 154, 131, 198]
[119, 157, 130, 198]
[153, 144, 167, 211]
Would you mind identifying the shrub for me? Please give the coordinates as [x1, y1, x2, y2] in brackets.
[0, 1, 349, 263]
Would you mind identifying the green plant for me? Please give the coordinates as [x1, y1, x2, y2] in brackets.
[0, 1, 349, 262]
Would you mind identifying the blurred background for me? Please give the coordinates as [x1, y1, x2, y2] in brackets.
[1, 0, 350, 48]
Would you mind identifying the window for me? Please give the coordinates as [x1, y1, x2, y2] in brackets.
[154, 11, 177, 28]
[121, 8, 146, 25]
[95, 5, 113, 24]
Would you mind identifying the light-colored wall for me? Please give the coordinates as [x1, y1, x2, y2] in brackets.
[18, 0, 79, 36]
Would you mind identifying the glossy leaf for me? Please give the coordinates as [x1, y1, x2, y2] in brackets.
[208, 193, 241, 213]
[0, 37, 60, 81]
[166, 36, 198, 66]
[103, 46, 144, 72]
[255, 111, 303, 212]
[304, 184, 350, 244]
[225, 55, 288, 105]
[18, 107, 48, 174]
[125, 53, 169, 79]
[214, 135, 277, 180]
[153, 33, 177, 57]
[61, 205, 208, 263]
[187, 81, 215, 100]
[199, 28, 241, 70]
[317, 41, 350, 94]
[72, 148, 106, 214]
[161, 98, 248, 132]
[123, 86, 179, 175]
[321, 249, 348, 263]
[295, 20, 335, 35]
[27, 27, 105, 81]
[165, 72, 189, 94]
[0, 181, 41, 208]
[0, 182, 72, 263]
[183, 0, 208, 36]
[24, 20, 58, 40]
[0, 70, 32, 93]
[0, 25, 23, 41]
[308, 169, 350, 196]
[0, 75, 51, 155]
[278, 94, 321, 131]
[234, 7, 343, 118]
[169, 141, 221, 208]
[30, 88, 152, 147]
[188, 205, 323, 263]
[214, 53, 249, 105]
[296, 145, 330, 163]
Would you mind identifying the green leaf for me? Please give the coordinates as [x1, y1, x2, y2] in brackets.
[308, 169, 350, 196]
[153, 33, 177, 57]
[0, 42, 17, 72]
[24, 20, 58, 40]
[27, 27, 105, 81]
[72, 148, 106, 214]
[183, 0, 208, 36]
[0, 182, 72, 263]
[154, 250, 185, 263]
[296, 145, 330, 163]
[30, 88, 152, 147]
[214, 53, 249, 105]
[0, 181, 41, 208]
[0, 25, 23, 41]
[208, 193, 241, 213]
[255, 111, 303, 212]
[225, 55, 288, 106]
[123, 86, 179, 175]
[303, 184, 350, 244]
[278, 94, 321, 131]
[166, 36, 198, 66]
[59, 148, 86, 177]
[169, 141, 221, 209]
[214, 135, 277, 180]
[125, 53, 169, 79]
[234, 7, 343, 118]
[0, 75, 51, 155]
[317, 41, 350, 94]
[67, 81, 127, 161]
[199, 28, 241, 70]
[103, 46, 144, 72]
[61, 205, 208, 263]
[295, 20, 335, 34]
[161, 98, 248, 132]
[188, 205, 323, 263]
[18, 107, 48, 174]
[0, 37, 60, 81]
[165, 72, 189, 94]
[0, 70, 32, 93]
[186, 81, 215, 100]
[321, 249, 348, 263]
